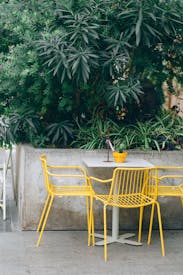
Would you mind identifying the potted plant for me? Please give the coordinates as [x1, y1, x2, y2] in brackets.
[113, 142, 128, 163]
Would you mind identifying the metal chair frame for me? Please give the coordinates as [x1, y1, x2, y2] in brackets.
[37, 155, 94, 247]
[156, 166, 183, 206]
[90, 167, 165, 261]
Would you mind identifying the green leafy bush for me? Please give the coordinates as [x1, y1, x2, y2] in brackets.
[73, 110, 183, 151]
[0, 0, 182, 148]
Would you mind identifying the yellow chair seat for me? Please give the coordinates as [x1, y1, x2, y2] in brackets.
[95, 193, 155, 208]
[49, 184, 92, 196]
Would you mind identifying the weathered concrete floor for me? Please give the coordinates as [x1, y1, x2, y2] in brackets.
[0, 178, 183, 275]
[0, 229, 183, 275]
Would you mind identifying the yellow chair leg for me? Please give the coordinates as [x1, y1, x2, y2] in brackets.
[104, 205, 107, 261]
[147, 204, 155, 245]
[180, 197, 183, 208]
[37, 195, 54, 247]
[37, 194, 51, 232]
[156, 202, 165, 257]
[87, 196, 95, 247]
[86, 196, 90, 246]
[92, 214, 95, 246]
[90, 197, 95, 246]
[138, 206, 144, 243]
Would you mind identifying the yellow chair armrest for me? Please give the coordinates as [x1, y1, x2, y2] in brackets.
[158, 175, 183, 181]
[156, 166, 183, 169]
[47, 171, 86, 179]
[89, 176, 112, 184]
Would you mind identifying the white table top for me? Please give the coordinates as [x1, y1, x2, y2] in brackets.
[83, 157, 154, 168]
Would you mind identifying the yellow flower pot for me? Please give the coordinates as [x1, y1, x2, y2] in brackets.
[113, 151, 128, 163]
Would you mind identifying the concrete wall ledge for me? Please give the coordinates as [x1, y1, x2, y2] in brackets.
[15, 145, 183, 230]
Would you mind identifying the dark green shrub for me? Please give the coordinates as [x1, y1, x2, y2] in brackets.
[73, 110, 183, 151]
[0, 0, 182, 148]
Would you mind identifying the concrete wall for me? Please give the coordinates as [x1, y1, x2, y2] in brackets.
[15, 145, 183, 230]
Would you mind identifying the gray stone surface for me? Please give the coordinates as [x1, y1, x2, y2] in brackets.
[0, 230, 183, 275]
[1, 183, 183, 275]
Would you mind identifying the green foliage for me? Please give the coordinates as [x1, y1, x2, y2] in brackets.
[73, 110, 183, 151]
[115, 143, 126, 153]
[106, 78, 143, 107]
[0, 116, 14, 148]
[46, 120, 74, 147]
[8, 109, 40, 143]
[37, 0, 182, 119]
[72, 117, 121, 149]
[0, 0, 182, 148]
[151, 110, 183, 150]
[117, 0, 182, 47]
[131, 120, 157, 150]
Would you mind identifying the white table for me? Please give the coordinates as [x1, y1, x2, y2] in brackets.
[83, 156, 154, 246]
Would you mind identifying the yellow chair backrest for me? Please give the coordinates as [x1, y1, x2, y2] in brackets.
[40, 155, 50, 192]
[108, 167, 158, 202]
[40, 155, 90, 193]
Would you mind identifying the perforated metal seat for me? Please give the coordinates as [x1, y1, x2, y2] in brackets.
[95, 193, 155, 207]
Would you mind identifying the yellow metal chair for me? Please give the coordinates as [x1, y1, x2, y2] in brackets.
[37, 155, 94, 247]
[147, 166, 183, 254]
[90, 167, 165, 261]
[156, 166, 183, 206]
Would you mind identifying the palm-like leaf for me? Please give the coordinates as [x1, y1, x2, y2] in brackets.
[7, 109, 40, 144]
[56, 8, 100, 47]
[36, 34, 71, 82]
[118, 0, 183, 47]
[9, 109, 39, 135]
[68, 47, 98, 83]
[106, 78, 143, 107]
[46, 120, 74, 146]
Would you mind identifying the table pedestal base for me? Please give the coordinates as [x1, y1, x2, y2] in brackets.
[94, 232, 142, 246]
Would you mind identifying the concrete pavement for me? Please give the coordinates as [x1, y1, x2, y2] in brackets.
[0, 174, 183, 275]
[0, 229, 183, 275]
